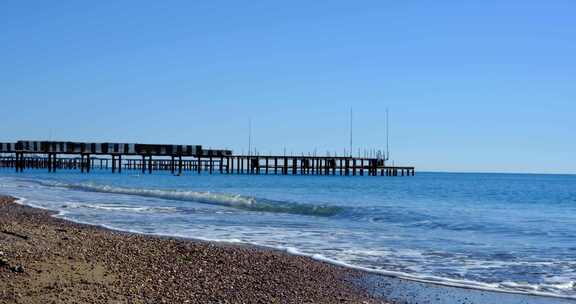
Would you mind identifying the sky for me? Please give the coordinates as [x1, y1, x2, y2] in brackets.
[1, 1, 575, 174]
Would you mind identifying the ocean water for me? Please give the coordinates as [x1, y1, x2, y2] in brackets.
[0, 170, 575, 299]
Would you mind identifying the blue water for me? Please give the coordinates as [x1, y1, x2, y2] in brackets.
[0, 170, 575, 299]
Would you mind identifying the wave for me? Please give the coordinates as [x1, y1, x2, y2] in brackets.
[34, 180, 343, 217]
[281, 247, 576, 300]
[60, 202, 178, 213]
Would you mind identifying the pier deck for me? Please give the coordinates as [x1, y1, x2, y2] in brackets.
[0, 141, 415, 176]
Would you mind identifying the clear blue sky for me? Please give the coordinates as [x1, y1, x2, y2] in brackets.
[1, 1, 575, 173]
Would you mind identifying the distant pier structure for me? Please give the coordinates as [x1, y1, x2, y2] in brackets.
[0, 141, 415, 176]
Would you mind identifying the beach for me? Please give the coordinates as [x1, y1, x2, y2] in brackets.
[0, 196, 381, 303]
[2, 190, 574, 304]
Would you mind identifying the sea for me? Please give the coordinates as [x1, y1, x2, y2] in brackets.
[0, 170, 574, 300]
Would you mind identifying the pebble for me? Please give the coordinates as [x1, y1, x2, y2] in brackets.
[10, 265, 24, 273]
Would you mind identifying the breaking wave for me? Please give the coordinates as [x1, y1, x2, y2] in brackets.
[35, 180, 344, 217]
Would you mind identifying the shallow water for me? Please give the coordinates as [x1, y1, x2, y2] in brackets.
[0, 170, 575, 299]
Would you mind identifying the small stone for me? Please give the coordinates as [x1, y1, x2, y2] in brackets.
[10, 265, 24, 273]
[0, 258, 8, 266]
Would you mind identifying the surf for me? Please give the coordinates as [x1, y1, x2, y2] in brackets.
[34, 179, 344, 217]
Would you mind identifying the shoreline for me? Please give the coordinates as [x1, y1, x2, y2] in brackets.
[2, 195, 574, 304]
[0, 196, 381, 303]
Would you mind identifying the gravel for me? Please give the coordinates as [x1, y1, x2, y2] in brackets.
[0, 196, 387, 303]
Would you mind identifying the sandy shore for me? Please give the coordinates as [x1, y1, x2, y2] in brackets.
[0, 196, 384, 303]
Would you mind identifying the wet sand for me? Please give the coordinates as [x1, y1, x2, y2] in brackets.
[360, 274, 575, 304]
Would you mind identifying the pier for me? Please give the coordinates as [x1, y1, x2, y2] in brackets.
[0, 141, 415, 176]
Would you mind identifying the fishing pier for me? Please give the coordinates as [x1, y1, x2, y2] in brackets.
[0, 141, 415, 176]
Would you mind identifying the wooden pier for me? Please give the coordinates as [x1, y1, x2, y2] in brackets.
[0, 141, 415, 177]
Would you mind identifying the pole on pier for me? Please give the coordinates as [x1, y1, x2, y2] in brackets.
[179, 156, 183, 175]
[149, 155, 152, 174]
[111, 155, 116, 173]
[349, 107, 353, 157]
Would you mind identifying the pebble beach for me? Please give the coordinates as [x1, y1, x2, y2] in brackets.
[0, 196, 384, 303]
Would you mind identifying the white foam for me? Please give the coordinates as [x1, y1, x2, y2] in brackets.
[34, 180, 342, 216]
[278, 247, 576, 300]
[14, 196, 53, 211]
[58, 182, 257, 208]
[60, 202, 177, 213]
